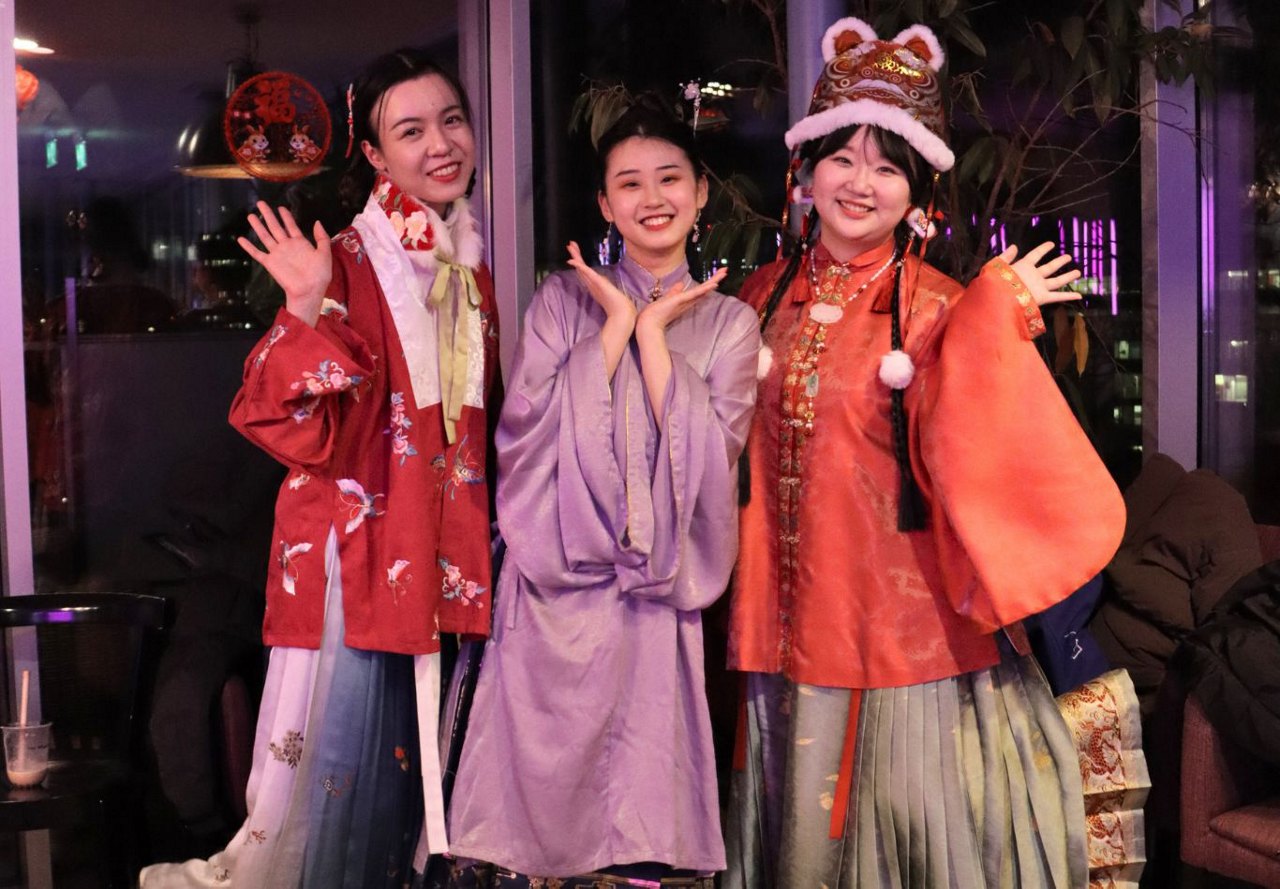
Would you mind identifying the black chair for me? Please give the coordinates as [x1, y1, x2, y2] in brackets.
[0, 592, 166, 889]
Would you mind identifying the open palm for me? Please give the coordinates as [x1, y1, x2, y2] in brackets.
[238, 201, 332, 326]
[999, 242, 1082, 307]
[565, 241, 636, 321]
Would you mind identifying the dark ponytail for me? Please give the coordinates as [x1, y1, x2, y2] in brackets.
[739, 208, 820, 507]
[887, 262, 926, 531]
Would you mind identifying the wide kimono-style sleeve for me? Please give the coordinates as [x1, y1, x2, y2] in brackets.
[228, 267, 376, 474]
[495, 273, 618, 591]
[618, 302, 760, 610]
[497, 274, 759, 609]
[913, 258, 1126, 632]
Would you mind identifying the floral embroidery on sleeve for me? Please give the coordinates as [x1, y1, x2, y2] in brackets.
[337, 478, 385, 533]
[287, 472, 311, 490]
[386, 392, 418, 465]
[336, 230, 365, 264]
[992, 261, 1047, 338]
[440, 558, 486, 607]
[387, 559, 412, 604]
[279, 541, 314, 595]
[254, 324, 288, 367]
[290, 359, 364, 423]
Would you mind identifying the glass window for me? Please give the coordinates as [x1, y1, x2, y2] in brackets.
[1201, 0, 1279, 521]
[15, 3, 458, 592]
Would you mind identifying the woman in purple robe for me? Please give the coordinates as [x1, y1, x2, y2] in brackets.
[447, 104, 761, 886]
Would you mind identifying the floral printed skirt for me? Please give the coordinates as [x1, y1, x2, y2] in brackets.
[141, 530, 428, 889]
[723, 655, 1090, 889]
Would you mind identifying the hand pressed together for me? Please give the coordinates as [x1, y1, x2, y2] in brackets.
[636, 266, 728, 335]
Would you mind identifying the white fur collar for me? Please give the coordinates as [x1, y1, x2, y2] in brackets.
[405, 196, 484, 275]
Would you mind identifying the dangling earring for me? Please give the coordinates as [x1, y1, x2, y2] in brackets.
[343, 83, 356, 159]
[691, 208, 702, 244]
[906, 207, 937, 240]
[599, 221, 619, 265]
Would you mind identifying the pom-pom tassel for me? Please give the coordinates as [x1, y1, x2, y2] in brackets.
[878, 349, 914, 389]
[757, 344, 775, 380]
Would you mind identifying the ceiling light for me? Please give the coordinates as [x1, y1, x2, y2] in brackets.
[14, 38, 54, 55]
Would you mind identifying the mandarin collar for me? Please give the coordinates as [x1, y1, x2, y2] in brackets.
[617, 253, 694, 306]
[794, 236, 899, 309]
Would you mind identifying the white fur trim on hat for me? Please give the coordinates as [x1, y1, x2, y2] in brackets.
[822, 16, 878, 62]
[892, 25, 946, 71]
[784, 98, 955, 171]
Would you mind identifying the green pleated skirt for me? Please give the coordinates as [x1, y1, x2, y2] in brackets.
[724, 656, 1089, 888]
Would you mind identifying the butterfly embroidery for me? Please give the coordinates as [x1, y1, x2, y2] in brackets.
[442, 435, 484, 500]
[387, 559, 412, 604]
[279, 541, 313, 595]
[336, 478, 385, 533]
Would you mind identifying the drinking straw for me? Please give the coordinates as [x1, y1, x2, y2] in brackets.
[15, 669, 31, 770]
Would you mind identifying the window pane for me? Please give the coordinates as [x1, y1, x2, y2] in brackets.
[16, 3, 458, 591]
[1202, 1, 1279, 521]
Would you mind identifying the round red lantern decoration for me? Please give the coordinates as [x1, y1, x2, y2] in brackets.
[223, 71, 332, 181]
[16, 65, 39, 113]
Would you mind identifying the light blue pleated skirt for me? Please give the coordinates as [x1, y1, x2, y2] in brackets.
[724, 656, 1089, 889]
[142, 531, 423, 889]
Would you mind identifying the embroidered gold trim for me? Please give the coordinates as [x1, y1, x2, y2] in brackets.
[994, 262, 1046, 338]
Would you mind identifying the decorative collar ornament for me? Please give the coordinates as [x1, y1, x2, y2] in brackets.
[785, 17, 954, 173]
[806, 247, 901, 325]
[356, 176, 485, 444]
[373, 173, 438, 252]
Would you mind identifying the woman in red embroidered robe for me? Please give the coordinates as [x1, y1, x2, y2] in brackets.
[724, 18, 1127, 889]
[141, 48, 499, 889]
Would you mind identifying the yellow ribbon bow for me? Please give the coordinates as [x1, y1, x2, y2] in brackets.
[427, 260, 483, 444]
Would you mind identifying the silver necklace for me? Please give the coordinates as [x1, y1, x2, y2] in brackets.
[806, 248, 900, 325]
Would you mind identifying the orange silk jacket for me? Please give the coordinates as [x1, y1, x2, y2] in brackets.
[727, 238, 1126, 689]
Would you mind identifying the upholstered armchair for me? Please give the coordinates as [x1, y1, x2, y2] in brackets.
[1178, 526, 1280, 886]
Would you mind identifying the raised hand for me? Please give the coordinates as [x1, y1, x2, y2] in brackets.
[566, 241, 637, 323]
[238, 202, 332, 327]
[636, 266, 728, 334]
[998, 242, 1082, 307]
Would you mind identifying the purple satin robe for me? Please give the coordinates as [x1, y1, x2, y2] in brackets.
[448, 256, 760, 876]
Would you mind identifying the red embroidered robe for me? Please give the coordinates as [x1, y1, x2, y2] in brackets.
[229, 228, 499, 655]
